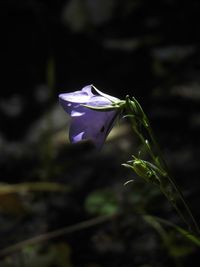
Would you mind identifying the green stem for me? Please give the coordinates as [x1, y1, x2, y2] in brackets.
[125, 98, 200, 236]
[145, 117, 200, 235]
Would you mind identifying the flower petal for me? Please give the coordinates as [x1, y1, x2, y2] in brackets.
[71, 110, 85, 117]
[81, 85, 95, 96]
[87, 96, 111, 107]
[59, 91, 90, 104]
[69, 108, 117, 149]
[59, 85, 119, 149]
[72, 132, 84, 142]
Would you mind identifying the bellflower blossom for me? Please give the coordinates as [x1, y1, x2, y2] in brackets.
[59, 85, 121, 149]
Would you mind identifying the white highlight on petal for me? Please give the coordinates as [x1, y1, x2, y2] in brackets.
[59, 92, 90, 103]
[71, 110, 85, 117]
[72, 132, 84, 142]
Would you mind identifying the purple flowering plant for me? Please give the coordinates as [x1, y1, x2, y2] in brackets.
[59, 85, 124, 149]
[59, 84, 200, 244]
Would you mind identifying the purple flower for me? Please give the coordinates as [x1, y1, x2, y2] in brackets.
[59, 85, 120, 149]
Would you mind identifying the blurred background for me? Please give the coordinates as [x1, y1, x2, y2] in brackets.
[1, 0, 200, 266]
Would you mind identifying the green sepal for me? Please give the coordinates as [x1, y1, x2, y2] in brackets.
[82, 100, 125, 112]
[123, 157, 162, 186]
[92, 85, 120, 103]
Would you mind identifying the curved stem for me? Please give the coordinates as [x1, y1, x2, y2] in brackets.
[145, 118, 200, 235]
[125, 98, 200, 236]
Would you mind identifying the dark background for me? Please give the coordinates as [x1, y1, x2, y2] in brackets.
[1, 0, 200, 266]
